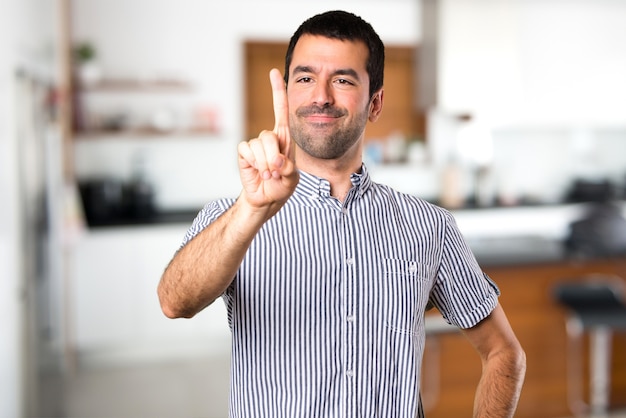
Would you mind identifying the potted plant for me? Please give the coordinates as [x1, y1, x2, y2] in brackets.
[74, 42, 102, 86]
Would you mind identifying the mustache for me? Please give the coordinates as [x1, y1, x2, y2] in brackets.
[295, 105, 346, 118]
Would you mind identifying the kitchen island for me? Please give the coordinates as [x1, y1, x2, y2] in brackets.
[423, 256, 626, 418]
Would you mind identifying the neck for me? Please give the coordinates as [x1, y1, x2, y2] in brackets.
[295, 149, 362, 202]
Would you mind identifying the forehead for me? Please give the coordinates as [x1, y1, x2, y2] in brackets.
[289, 34, 369, 75]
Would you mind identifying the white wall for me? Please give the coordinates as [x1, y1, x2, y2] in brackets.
[437, 0, 626, 127]
[438, 0, 521, 120]
[517, 0, 626, 126]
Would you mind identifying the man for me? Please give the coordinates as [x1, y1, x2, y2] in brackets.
[158, 10, 526, 417]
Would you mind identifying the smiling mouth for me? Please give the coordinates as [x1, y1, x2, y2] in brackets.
[305, 114, 339, 124]
[297, 107, 345, 127]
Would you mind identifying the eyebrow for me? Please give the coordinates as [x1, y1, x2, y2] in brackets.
[292, 65, 360, 81]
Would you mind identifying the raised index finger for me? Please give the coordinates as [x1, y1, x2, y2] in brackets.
[269, 68, 289, 137]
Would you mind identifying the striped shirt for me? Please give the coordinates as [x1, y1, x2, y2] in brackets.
[181, 165, 500, 418]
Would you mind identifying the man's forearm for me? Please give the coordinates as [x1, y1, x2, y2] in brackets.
[157, 197, 267, 318]
[473, 347, 526, 418]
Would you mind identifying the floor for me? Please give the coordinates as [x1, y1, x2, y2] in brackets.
[39, 354, 231, 418]
[39, 354, 626, 418]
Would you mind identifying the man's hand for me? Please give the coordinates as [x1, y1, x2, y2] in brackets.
[237, 68, 299, 218]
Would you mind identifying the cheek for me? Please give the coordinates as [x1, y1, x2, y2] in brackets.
[340, 94, 369, 113]
[287, 91, 306, 111]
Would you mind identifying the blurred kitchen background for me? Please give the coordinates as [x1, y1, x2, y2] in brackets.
[2, 0, 626, 417]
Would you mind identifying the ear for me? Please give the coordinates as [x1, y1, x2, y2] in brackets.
[368, 89, 384, 122]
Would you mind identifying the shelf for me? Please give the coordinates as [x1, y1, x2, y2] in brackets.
[79, 78, 193, 93]
[74, 127, 220, 139]
[74, 78, 222, 139]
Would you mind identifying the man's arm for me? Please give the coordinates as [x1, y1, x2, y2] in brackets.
[157, 198, 270, 318]
[461, 303, 526, 418]
[157, 69, 298, 319]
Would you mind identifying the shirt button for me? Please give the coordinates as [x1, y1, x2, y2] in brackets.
[346, 370, 355, 378]
[346, 315, 355, 322]
[409, 262, 418, 274]
[346, 257, 355, 266]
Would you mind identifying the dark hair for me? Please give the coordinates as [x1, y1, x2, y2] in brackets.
[284, 10, 385, 99]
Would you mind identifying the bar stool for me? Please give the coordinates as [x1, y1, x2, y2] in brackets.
[553, 275, 626, 417]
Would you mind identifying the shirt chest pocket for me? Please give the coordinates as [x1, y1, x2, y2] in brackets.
[382, 259, 433, 336]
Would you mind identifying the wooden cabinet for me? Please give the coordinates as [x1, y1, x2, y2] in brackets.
[423, 258, 626, 418]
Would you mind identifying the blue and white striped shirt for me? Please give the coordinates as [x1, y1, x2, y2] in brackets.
[182, 165, 499, 418]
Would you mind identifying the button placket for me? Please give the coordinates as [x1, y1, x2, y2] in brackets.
[341, 203, 357, 408]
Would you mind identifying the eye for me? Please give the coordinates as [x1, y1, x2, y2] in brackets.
[335, 78, 355, 86]
[296, 76, 313, 84]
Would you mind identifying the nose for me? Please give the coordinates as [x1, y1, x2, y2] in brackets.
[311, 80, 333, 107]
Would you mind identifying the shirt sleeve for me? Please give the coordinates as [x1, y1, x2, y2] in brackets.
[179, 199, 235, 249]
[430, 210, 500, 329]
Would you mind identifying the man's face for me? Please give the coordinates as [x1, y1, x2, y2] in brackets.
[286, 35, 380, 160]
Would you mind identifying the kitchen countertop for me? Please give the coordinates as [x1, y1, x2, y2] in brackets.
[467, 235, 567, 267]
[88, 208, 571, 267]
[86, 201, 625, 267]
[86, 209, 200, 227]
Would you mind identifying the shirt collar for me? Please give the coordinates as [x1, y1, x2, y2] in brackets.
[295, 163, 373, 200]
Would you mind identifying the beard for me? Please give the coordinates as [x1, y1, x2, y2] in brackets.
[290, 103, 369, 160]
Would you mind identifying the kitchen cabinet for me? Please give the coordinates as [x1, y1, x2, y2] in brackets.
[69, 224, 230, 364]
